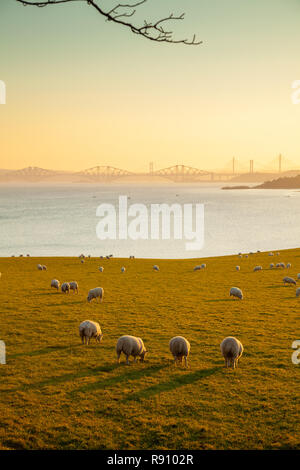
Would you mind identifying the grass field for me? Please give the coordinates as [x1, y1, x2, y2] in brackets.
[0, 249, 299, 450]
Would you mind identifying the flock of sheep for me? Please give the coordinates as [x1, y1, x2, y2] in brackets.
[7, 248, 292, 369]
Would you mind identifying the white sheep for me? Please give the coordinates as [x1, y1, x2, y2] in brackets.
[270, 263, 274, 269]
[296, 288, 300, 297]
[269, 252, 274, 256]
[193, 265, 201, 271]
[51, 279, 60, 290]
[121, 267, 126, 273]
[42, 265, 47, 271]
[287, 263, 292, 268]
[238, 254, 242, 258]
[69, 281, 78, 294]
[253, 266, 262, 272]
[116, 335, 147, 365]
[79, 320, 103, 345]
[201, 263, 206, 269]
[280, 262, 286, 268]
[153, 265, 159, 271]
[99, 266, 104, 272]
[276, 263, 280, 268]
[236, 266, 240, 271]
[169, 336, 190, 367]
[87, 287, 104, 303]
[297, 273, 300, 280]
[283, 276, 296, 286]
[245, 255, 248, 258]
[276, 252, 280, 256]
[37, 264, 43, 270]
[61, 282, 70, 294]
[230, 287, 243, 300]
[80, 259, 84, 264]
[220, 336, 244, 369]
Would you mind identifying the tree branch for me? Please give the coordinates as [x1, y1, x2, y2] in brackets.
[16, 0, 202, 45]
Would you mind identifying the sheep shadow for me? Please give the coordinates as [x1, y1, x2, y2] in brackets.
[70, 363, 169, 397]
[9, 344, 82, 359]
[204, 299, 238, 302]
[121, 366, 220, 403]
[5, 363, 118, 394]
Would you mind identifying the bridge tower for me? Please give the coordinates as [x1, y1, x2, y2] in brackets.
[278, 154, 282, 173]
[250, 160, 254, 174]
[149, 162, 154, 175]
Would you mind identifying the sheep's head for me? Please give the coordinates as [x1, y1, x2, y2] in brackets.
[140, 350, 148, 362]
[97, 334, 103, 343]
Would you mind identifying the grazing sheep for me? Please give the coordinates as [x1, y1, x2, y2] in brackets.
[296, 288, 300, 297]
[220, 336, 243, 369]
[239, 254, 242, 258]
[51, 279, 60, 291]
[61, 282, 70, 294]
[201, 263, 206, 269]
[99, 266, 104, 272]
[245, 255, 248, 258]
[280, 262, 286, 268]
[276, 263, 280, 268]
[87, 287, 104, 303]
[153, 265, 159, 271]
[230, 287, 243, 300]
[193, 265, 201, 271]
[253, 266, 262, 272]
[236, 266, 240, 271]
[121, 267, 126, 273]
[297, 274, 300, 280]
[169, 336, 190, 367]
[42, 265, 47, 271]
[269, 252, 274, 256]
[129, 255, 135, 259]
[283, 276, 296, 286]
[80, 259, 84, 264]
[270, 263, 274, 269]
[79, 320, 103, 345]
[69, 281, 78, 294]
[116, 335, 147, 365]
[287, 263, 292, 268]
[276, 252, 280, 256]
[37, 264, 43, 270]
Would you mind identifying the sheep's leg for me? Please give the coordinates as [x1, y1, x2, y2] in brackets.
[81, 336, 84, 345]
[126, 355, 130, 365]
[133, 357, 137, 363]
[184, 356, 188, 368]
[117, 353, 121, 364]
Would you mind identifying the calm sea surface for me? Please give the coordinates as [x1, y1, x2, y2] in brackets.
[0, 183, 299, 258]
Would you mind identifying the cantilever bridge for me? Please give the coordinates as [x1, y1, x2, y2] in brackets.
[76, 164, 224, 182]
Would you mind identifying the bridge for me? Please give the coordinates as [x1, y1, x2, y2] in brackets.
[75, 165, 134, 181]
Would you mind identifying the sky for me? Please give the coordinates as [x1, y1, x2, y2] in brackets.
[0, 0, 300, 173]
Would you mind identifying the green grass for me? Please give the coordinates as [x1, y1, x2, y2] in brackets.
[0, 250, 299, 450]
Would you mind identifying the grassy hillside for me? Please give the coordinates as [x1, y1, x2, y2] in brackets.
[0, 250, 299, 450]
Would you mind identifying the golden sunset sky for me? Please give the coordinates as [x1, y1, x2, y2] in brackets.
[0, 0, 300, 172]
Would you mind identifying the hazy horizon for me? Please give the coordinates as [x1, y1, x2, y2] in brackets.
[1, 0, 300, 172]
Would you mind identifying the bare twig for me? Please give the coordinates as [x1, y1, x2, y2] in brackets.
[16, 0, 202, 45]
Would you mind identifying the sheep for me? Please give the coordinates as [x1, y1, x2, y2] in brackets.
[236, 266, 240, 271]
[79, 320, 103, 345]
[37, 264, 43, 270]
[280, 262, 286, 268]
[116, 335, 147, 365]
[80, 259, 84, 264]
[238, 254, 242, 258]
[169, 336, 190, 367]
[69, 281, 78, 294]
[121, 267, 126, 273]
[269, 252, 274, 256]
[287, 263, 292, 268]
[201, 263, 206, 269]
[245, 255, 248, 258]
[193, 265, 201, 271]
[276, 252, 280, 256]
[99, 266, 104, 272]
[129, 255, 135, 259]
[296, 288, 300, 297]
[297, 274, 300, 280]
[153, 265, 159, 271]
[220, 336, 244, 369]
[230, 287, 243, 300]
[42, 265, 47, 271]
[61, 282, 70, 294]
[283, 276, 296, 286]
[276, 263, 280, 268]
[51, 279, 60, 291]
[87, 287, 104, 303]
[253, 266, 262, 272]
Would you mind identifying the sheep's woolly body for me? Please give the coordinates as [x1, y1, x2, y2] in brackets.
[79, 320, 103, 345]
[61, 282, 70, 294]
[116, 335, 147, 364]
[220, 336, 243, 368]
[283, 276, 296, 286]
[51, 279, 60, 290]
[69, 281, 78, 293]
[87, 287, 104, 303]
[169, 336, 190, 367]
[230, 287, 243, 300]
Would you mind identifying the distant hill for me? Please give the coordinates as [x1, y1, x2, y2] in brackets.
[255, 174, 300, 189]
